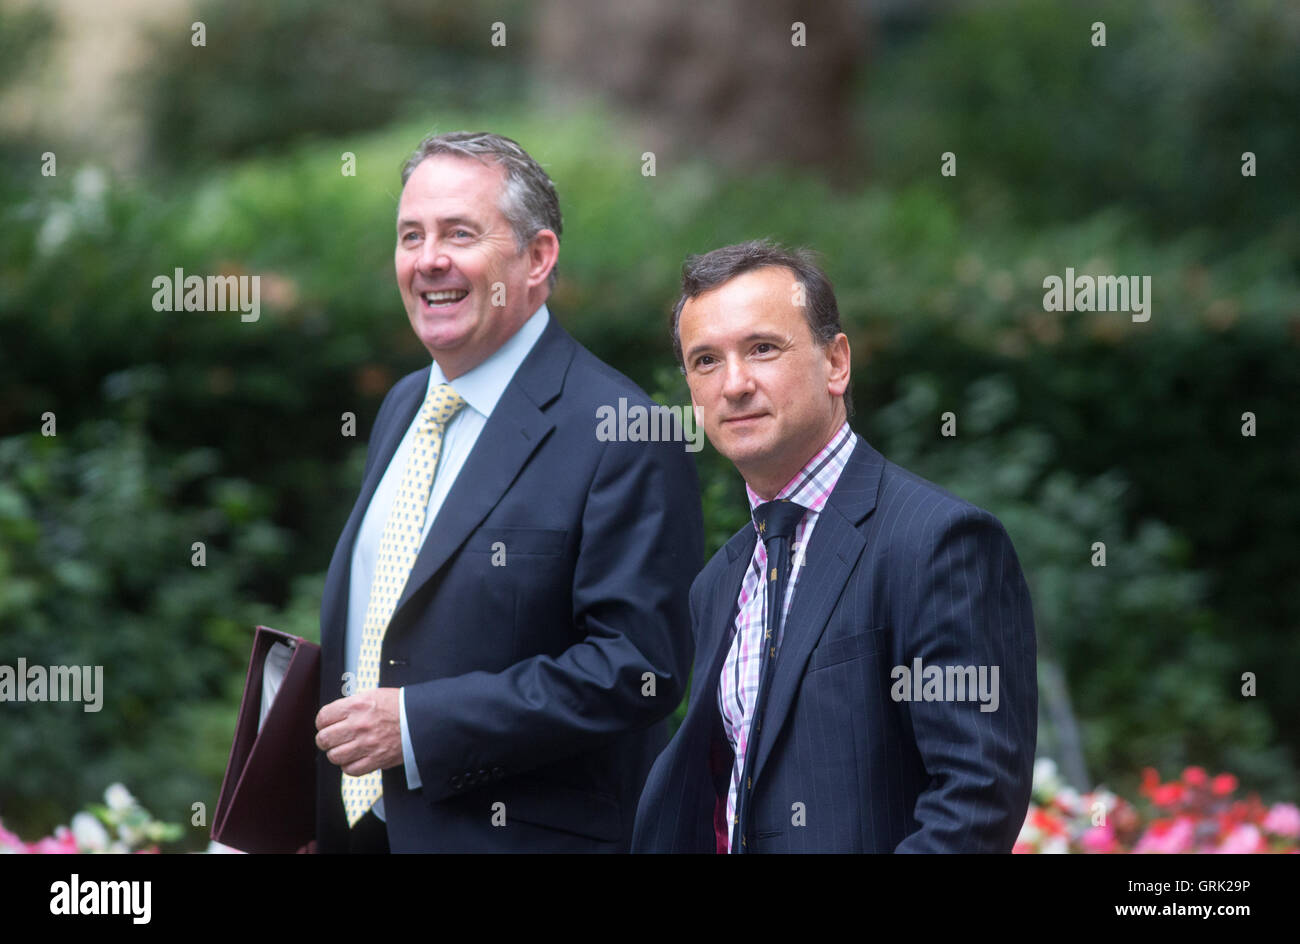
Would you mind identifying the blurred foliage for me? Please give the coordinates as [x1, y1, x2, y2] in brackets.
[0, 3, 52, 92]
[133, 0, 533, 173]
[2, 0, 1298, 841]
[867, 0, 1300, 263]
[0, 2, 53, 169]
[0, 399, 314, 842]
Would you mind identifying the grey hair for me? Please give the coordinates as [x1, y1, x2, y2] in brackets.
[670, 239, 853, 418]
[401, 131, 562, 291]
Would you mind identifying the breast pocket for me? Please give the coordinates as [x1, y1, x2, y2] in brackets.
[465, 528, 571, 657]
[467, 527, 568, 559]
[807, 626, 888, 672]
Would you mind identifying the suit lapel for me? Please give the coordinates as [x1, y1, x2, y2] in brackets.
[659, 528, 753, 851]
[696, 527, 758, 712]
[390, 317, 572, 621]
[749, 437, 886, 784]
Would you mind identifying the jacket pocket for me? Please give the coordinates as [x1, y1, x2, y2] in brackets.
[467, 527, 567, 557]
[807, 626, 887, 672]
[496, 776, 623, 842]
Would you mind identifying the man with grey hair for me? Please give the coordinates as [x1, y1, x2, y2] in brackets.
[313, 131, 702, 852]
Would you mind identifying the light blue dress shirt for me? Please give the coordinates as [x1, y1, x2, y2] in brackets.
[344, 304, 549, 821]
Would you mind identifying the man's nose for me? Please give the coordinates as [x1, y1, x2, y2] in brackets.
[720, 356, 755, 399]
[417, 238, 451, 274]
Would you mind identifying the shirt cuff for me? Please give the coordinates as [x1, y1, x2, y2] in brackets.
[399, 687, 422, 791]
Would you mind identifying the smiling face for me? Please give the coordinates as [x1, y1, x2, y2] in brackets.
[395, 155, 557, 379]
[679, 266, 851, 499]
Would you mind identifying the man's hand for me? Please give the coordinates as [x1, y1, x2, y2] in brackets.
[315, 689, 403, 776]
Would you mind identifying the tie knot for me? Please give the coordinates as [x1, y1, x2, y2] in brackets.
[754, 499, 807, 543]
[421, 383, 466, 430]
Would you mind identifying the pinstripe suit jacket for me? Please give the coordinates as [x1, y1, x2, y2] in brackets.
[632, 435, 1037, 852]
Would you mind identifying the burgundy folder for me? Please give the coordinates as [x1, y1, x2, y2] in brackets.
[212, 625, 320, 853]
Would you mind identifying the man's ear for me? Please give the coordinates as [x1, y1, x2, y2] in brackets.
[526, 229, 560, 288]
[826, 332, 851, 398]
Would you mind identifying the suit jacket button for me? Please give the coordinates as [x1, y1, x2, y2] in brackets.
[450, 775, 463, 790]
[477, 768, 489, 783]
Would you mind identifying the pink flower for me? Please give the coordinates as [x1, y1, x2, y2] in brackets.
[1262, 803, 1300, 839]
[1216, 824, 1264, 854]
[1080, 823, 1118, 854]
[1135, 816, 1196, 854]
[1182, 766, 1208, 787]
[27, 826, 79, 854]
[0, 820, 28, 853]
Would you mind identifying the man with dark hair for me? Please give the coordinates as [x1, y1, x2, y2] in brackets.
[633, 239, 1037, 852]
[313, 131, 702, 852]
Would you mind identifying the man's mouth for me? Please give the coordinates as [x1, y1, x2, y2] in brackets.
[722, 412, 766, 424]
[421, 289, 469, 308]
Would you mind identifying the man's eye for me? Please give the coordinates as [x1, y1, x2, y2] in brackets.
[401, 232, 420, 243]
[694, 355, 716, 369]
[754, 343, 775, 355]
[452, 229, 473, 239]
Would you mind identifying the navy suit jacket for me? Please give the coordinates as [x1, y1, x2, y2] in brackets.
[316, 316, 703, 852]
[632, 435, 1037, 852]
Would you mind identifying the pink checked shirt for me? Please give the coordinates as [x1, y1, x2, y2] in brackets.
[717, 421, 857, 852]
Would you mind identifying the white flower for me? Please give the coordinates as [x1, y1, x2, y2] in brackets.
[73, 166, 108, 205]
[1033, 757, 1065, 796]
[104, 783, 136, 813]
[36, 205, 75, 256]
[118, 822, 144, 847]
[71, 812, 110, 852]
[204, 840, 246, 854]
[1056, 787, 1081, 815]
[1041, 835, 1069, 855]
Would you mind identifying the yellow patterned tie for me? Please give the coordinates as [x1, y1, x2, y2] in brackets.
[342, 382, 465, 827]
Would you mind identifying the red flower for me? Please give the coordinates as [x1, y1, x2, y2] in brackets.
[1153, 783, 1184, 808]
[1146, 818, 1172, 837]
[1183, 766, 1208, 787]
[1211, 773, 1238, 796]
[1140, 767, 1161, 797]
[1031, 807, 1067, 836]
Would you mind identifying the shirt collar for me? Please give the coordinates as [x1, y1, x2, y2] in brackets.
[427, 303, 550, 419]
[745, 421, 856, 526]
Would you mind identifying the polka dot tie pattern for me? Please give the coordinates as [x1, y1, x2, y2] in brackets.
[342, 383, 465, 827]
